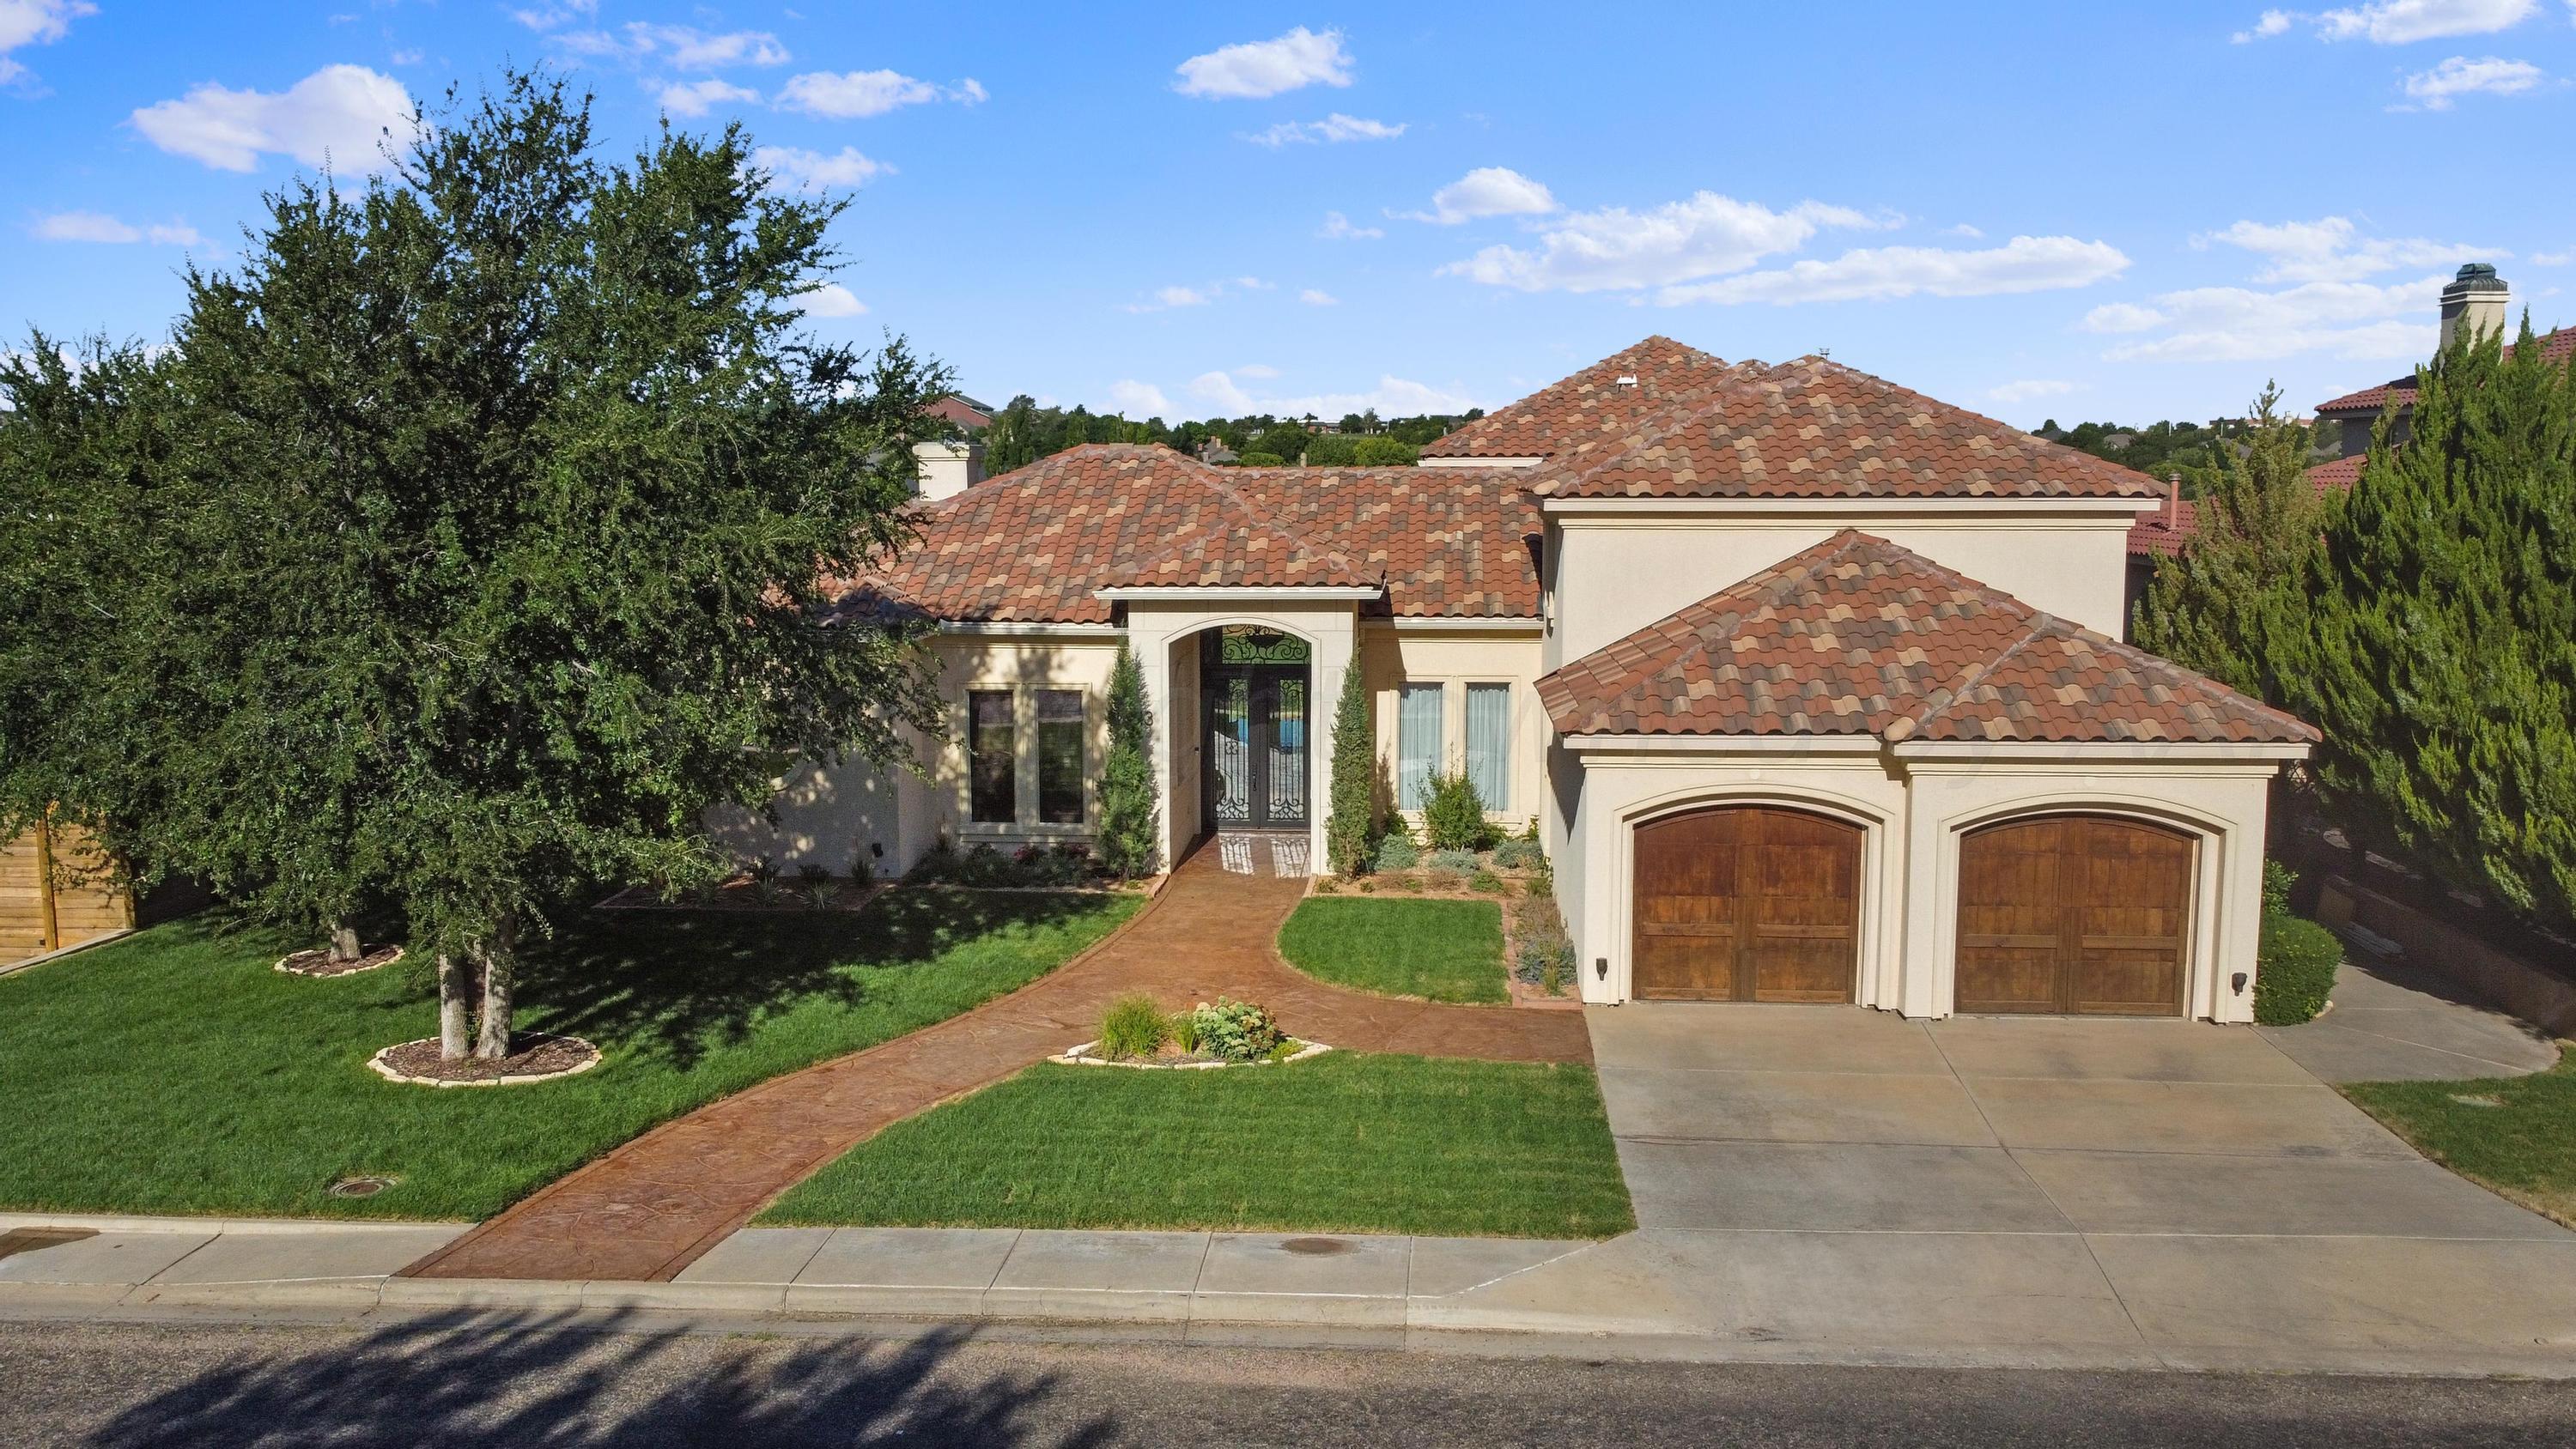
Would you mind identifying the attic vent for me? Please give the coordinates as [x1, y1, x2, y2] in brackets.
[1613, 374, 1638, 388]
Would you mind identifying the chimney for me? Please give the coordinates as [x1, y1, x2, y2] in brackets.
[2439, 263, 2509, 353]
[2165, 473, 2181, 529]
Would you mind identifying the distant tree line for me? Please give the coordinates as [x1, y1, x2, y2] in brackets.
[978, 398, 1483, 476]
[2032, 415, 2263, 494]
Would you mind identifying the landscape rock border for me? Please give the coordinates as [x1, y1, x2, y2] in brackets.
[274, 944, 406, 978]
[1050, 1039, 1331, 1070]
[367, 1033, 604, 1088]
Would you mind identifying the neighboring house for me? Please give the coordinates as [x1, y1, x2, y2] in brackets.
[2126, 263, 2574, 601]
[718, 337, 2316, 1022]
[914, 392, 996, 500]
[925, 393, 996, 431]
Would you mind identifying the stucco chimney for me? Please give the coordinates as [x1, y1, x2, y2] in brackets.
[2165, 473, 2181, 529]
[2439, 263, 2509, 353]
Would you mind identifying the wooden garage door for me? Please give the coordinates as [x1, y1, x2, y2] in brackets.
[1632, 807, 1861, 1003]
[1955, 815, 2193, 1016]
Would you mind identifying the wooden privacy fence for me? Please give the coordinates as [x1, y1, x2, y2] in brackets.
[0, 815, 133, 966]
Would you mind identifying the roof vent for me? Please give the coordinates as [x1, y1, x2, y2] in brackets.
[1613, 374, 1638, 388]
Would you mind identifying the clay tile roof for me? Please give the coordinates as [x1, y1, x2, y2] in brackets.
[1534, 530, 2315, 746]
[1534, 358, 2161, 502]
[834, 445, 1542, 623]
[1421, 336, 1736, 459]
[2314, 325, 2575, 415]
[2123, 453, 2369, 559]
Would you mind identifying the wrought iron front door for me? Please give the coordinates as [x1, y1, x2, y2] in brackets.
[1203, 634, 1310, 832]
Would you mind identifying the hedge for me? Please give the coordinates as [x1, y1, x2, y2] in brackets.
[2253, 910, 2342, 1025]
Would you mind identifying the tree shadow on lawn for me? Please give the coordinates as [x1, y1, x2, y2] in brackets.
[522, 889, 1115, 1073]
[90, 1311, 1111, 1449]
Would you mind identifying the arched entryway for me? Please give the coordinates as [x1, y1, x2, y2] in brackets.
[1631, 805, 1862, 1003]
[1954, 814, 2195, 1016]
[1198, 625, 1312, 834]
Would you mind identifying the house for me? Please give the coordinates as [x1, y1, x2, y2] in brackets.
[2125, 263, 2574, 589]
[716, 337, 2315, 1022]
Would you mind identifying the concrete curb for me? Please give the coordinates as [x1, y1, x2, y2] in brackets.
[0, 1213, 468, 1236]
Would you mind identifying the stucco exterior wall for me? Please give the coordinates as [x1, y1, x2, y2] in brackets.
[1544, 504, 2147, 670]
[1356, 623, 1547, 833]
[1563, 742, 2285, 1022]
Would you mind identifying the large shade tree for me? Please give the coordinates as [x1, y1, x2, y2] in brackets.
[0, 71, 950, 1058]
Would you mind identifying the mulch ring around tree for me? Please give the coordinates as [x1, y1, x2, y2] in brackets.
[368, 1033, 603, 1088]
[274, 944, 406, 978]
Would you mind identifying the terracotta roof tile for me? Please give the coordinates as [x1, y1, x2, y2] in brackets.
[2314, 325, 2574, 415]
[1422, 336, 1737, 459]
[2123, 454, 2368, 558]
[1534, 358, 2160, 502]
[1535, 530, 2314, 745]
[1225, 467, 1540, 618]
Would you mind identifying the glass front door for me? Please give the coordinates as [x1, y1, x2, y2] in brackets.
[1203, 629, 1310, 832]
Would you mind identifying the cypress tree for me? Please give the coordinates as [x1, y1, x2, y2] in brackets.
[1322, 658, 1375, 876]
[2293, 316, 2576, 932]
[1096, 642, 1160, 880]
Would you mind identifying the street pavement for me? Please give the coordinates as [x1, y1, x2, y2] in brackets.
[5, 1319, 2575, 1447]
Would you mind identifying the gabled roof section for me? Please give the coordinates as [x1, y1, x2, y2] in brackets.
[1535, 530, 2314, 746]
[1225, 466, 1541, 617]
[1421, 336, 1736, 460]
[1096, 468, 1377, 592]
[1534, 359, 2161, 502]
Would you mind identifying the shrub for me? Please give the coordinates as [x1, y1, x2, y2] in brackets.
[1420, 769, 1492, 851]
[1373, 833, 1421, 871]
[1303, 433, 1361, 467]
[1515, 893, 1578, 997]
[1322, 656, 1376, 876]
[795, 862, 831, 886]
[2255, 910, 2342, 1025]
[1167, 1009, 1201, 1054]
[1491, 837, 1544, 870]
[1424, 848, 1481, 874]
[2263, 858, 2298, 917]
[1471, 870, 1506, 895]
[1098, 993, 1170, 1059]
[1398, 876, 1424, 894]
[1188, 998, 1282, 1062]
[1097, 643, 1161, 880]
[1235, 450, 1286, 466]
[1352, 437, 1419, 466]
[1424, 866, 1469, 893]
[799, 877, 838, 910]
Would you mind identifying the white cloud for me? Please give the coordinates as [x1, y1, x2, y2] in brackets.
[750, 145, 887, 192]
[1942, 222, 1986, 239]
[1989, 379, 2081, 404]
[1317, 210, 1383, 240]
[1234, 363, 1281, 379]
[775, 69, 985, 118]
[2087, 276, 2443, 361]
[1299, 288, 1340, 306]
[2315, 0, 2536, 42]
[1186, 368, 1478, 419]
[1401, 167, 1558, 225]
[1442, 192, 1874, 294]
[1, 0, 92, 85]
[2233, 8, 2296, 39]
[2532, 247, 2575, 265]
[803, 282, 866, 318]
[1657, 235, 2130, 306]
[1244, 112, 1405, 147]
[1152, 285, 1211, 308]
[131, 64, 416, 173]
[2196, 215, 2497, 280]
[1174, 26, 1352, 100]
[1124, 277, 1278, 312]
[507, 0, 594, 31]
[2400, 54, 2546, 107]
[1108, 379, 1172, 416]
[560, 23, 787, 69]
[1235, 276, 1275, 290]
[657, 78, 757, 118]
[32, 211, 202, 246]
[389, 48, 423, 66]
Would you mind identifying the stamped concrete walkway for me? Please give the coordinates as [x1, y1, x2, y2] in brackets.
[403, 842, 1588, 1284]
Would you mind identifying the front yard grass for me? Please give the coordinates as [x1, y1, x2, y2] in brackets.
[1276, 897, 1508, 1004]
[760, 1050, 1631, 1238]
[2343, 1046, 2576, 1228]
[0, 889, 1137, 1222]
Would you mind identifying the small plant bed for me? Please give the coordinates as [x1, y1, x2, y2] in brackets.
[274, 943, 406, 978]
[1279, 898, 1509, 1004]
[2343, 1048, 2576, 1228]
[903, 840, 1151, 893]
[759, 1050, 1635, 1239]
[1058, 994, 1317, 1067]
[368, 1033, 602, 1088]
[596, 869, 888, 914]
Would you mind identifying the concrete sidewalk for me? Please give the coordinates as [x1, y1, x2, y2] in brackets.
[9, 1211, 2576, 1377]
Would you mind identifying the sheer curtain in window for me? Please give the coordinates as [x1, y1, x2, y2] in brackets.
[1398, 682, 1444, 810]
[1465, 683, 1510, 811]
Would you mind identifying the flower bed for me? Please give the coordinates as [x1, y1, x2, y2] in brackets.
[1314, 841, 1577, 1000]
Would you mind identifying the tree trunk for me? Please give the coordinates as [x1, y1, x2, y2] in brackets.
[473, 915, 518, 1061]
[328, 920, 362, 964]
[437, 952, 473, 1060]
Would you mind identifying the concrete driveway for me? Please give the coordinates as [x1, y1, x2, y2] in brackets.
[1558, 999, 2576, 1372]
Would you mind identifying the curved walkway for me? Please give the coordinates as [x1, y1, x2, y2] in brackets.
[404, 844, 1588, 1283]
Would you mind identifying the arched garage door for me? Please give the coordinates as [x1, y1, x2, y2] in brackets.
[1632, 806, 1862, 1003]
[1955, 815, 2194, 1016]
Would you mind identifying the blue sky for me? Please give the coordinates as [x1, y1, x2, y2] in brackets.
[6, 1, 2574, 427]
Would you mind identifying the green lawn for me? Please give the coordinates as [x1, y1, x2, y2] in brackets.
[2344, 1047, 2576, 1228]
[0, 890, 1136, 1222]
[759, 1050, 1633, 1239]
[1276, 897, 1508, 1004]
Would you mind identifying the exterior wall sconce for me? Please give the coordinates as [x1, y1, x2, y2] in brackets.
[2231, 972, 2249, 996]
[1595, 957, 1608, 982]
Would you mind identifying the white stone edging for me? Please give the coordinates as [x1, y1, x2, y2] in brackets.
[274, 945, 405, 976]
[366, 1034, 603, 1088]
[1049, 1040, 1331, 1070]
